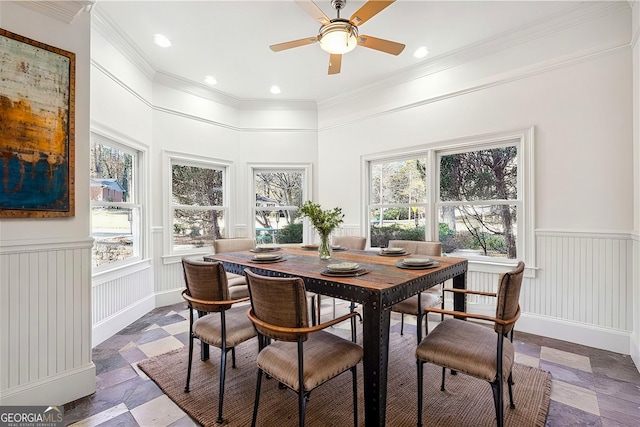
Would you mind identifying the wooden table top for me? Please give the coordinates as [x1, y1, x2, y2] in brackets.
[205, 246, 467, 294]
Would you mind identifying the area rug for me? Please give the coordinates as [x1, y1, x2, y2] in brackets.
[138, 330, 551, 426]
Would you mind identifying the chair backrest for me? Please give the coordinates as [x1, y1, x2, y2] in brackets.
[333, 236, 366, 250]
[494, 261, 525, 335]
[182, 258, 230, 312]
[387, 240, 442, 256]
[244, 269, 309, 342]
[213, 238, 256, 254]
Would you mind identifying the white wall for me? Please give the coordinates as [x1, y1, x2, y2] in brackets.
[317, 3, 635, 354]
[0, 2, 95, 405]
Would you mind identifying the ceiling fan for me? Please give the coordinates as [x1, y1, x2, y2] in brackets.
[269, 0, 405, 75]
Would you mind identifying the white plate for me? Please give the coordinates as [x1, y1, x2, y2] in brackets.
[401, 257, 434, 266]
[253, 244, 280, 251]
[300, 244, 319, 249]
[326, 262, 359, 271]
[382, 247, 405, 253]
[252, 253, 282, 261]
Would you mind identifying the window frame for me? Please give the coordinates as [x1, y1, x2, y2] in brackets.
[90, 130, 147, 274]
[362, 128, 535, 271]
[164, 151, 232, 258]
[248, 163, 312, 243]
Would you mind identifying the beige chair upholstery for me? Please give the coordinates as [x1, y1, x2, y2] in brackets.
[332, 235, 367, 250]
[181, 258, 257, 424]
[213, 238, 256, 299]
[388, 240, 442, 343]
[244, 269, 363, 427]
[415, 261, 525, 427]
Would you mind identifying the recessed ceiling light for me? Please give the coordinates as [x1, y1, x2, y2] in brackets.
[414, 46, 429, 59]
[204, 75, 217, 85]
[270, 85, 281, 95]
[153, 34, 172, 48]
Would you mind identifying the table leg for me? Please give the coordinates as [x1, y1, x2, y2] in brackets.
[361, 302, 391, 427]
[452, 272, 467, 312]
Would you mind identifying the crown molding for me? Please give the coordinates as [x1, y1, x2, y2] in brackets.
[11, 0, 94, 24]
[91, 4, 156, 80]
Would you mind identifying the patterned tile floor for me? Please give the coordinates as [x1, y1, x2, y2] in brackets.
[63, 300, 640, 426]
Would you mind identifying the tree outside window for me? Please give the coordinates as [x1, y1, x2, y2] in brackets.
[171, 163, 226, 251]
[254, 171, 303, 244]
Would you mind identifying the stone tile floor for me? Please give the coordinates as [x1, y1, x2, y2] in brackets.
[64, 300, 640, 426]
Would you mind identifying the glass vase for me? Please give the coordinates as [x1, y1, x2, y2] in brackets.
[318, 232, 332, 260]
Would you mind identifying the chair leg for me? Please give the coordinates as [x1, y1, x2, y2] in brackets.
[417, 360, 424, 427]
[298, 388, 307, 426]
[416, 311, 423, 344]
[490, 379, 504, 427]
[217, 346, 227, 424]
[351, 365, 358, 427]
[184, 311, 194, 393]
[400, 313, 405, 335]
[251, 370, 263, 427]
[231, 346, 237, 368]
[440, 367, 446, 391]
[507, 371, 516, 409]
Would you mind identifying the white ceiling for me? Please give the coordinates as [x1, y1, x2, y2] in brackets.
[92, 0, 593, 103]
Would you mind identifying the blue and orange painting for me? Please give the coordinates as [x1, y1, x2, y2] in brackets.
[0, 29, 74, 216]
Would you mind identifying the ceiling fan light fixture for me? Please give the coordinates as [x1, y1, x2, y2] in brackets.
[318, 20, 358, 55]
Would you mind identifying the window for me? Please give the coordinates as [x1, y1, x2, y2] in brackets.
[366, 129, 533, 265]
[90, 138, 142, 270]
[251, 164, 311, 245]
[169, 156, 229, 252]
[369, 157, 428, 247]
[438, 145, 518, 259]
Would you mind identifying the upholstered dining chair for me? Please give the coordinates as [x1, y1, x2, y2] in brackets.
[332, 235, 367, 250]
[388, 240, 443, 343]
[415, 261, 525, 427]
[181, 258, 257, 424]
[244, 269, 363, 427]
[213, 238, 256, 299]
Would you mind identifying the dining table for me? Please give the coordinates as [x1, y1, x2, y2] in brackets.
[204, 245, 468, 427]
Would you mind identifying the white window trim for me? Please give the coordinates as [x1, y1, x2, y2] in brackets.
[163, 150, 233, 262]
[90, 127, 149, 275]
[248, 162, 313, 243]
[361, 127, 535, 272]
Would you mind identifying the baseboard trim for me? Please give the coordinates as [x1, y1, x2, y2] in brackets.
[155, 288, 185, 308]
[0, 363, 96, 406]
[92, 295, 156, 347]
[517, 313, 632, 356]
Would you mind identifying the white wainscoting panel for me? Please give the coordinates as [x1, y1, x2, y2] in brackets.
[92, 262, 154, 346]
[0, 241, 96, 405]
[528, 231, 632, 331]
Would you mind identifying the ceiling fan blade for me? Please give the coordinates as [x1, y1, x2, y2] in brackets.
[270, 36, 318, 52]
[357, 35, 405, 55]
[295, 0, 331, 26]
[350, 0, 395, 26]
[328, 54, 342, 75]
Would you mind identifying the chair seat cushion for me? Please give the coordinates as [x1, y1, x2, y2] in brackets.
[226, 272, 246, 287]
[228, 284, 249, 299]
[193, 307, 256, 348]
[415, 318, 514, 382]
[391, 292, 440, 315]
[257, 331, 363, 392]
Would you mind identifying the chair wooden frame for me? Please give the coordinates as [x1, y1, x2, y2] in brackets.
[244, 269, 362, 427]
[416, 261, 525, 427]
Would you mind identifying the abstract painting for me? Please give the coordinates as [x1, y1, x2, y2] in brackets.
[0, 28, 75, 218]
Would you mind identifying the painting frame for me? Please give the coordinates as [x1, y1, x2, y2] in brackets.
[0, 28, 75, 218]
